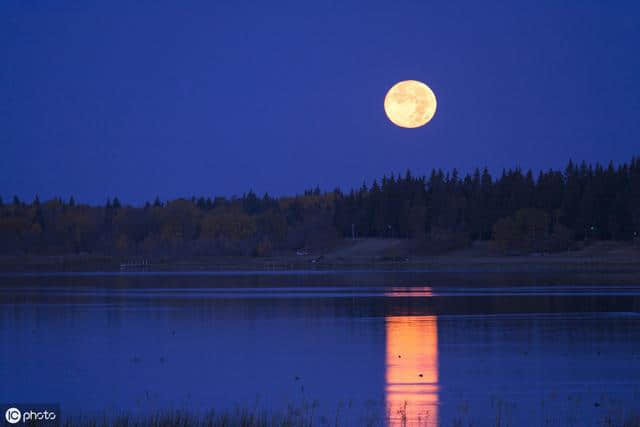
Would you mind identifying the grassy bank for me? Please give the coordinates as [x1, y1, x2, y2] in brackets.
[58, 405, 640, 427]
[1, 240, 640, 274]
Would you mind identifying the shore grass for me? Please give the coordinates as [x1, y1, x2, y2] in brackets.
[57, 403, 640, 427]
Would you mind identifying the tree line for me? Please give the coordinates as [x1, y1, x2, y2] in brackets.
[1, 156, 639, 256]
[335, 157, 640, 252]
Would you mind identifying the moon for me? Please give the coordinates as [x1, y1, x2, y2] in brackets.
[384, 80, 437, 128]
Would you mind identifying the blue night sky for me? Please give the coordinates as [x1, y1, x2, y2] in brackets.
[2, 1, 639, 204]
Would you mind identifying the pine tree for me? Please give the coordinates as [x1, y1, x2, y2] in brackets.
[197, 197, 206, 210]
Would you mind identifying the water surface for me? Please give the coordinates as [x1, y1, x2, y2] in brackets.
[1, 271, 639, 426]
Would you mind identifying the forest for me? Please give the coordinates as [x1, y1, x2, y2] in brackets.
[1, 157, 639, 257]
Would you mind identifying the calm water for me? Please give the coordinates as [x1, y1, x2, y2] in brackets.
[1, 271, 639, 426]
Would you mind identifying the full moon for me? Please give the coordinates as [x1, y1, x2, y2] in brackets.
[384, 80, 437, 128]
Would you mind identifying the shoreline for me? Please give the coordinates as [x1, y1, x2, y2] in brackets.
[1, 252, 639, 274]
[1, 240, 638, 274]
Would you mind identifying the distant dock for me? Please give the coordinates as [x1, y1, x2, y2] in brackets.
[120, 259, 152, 271]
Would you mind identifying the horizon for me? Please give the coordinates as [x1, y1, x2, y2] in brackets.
[3, 154, 638, 206]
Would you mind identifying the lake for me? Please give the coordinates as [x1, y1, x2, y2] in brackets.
[1, 271, 639, 426]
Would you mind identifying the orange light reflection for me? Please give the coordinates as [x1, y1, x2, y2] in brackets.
[384, 287, 434, 297]
[385, 315, 439, 426]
